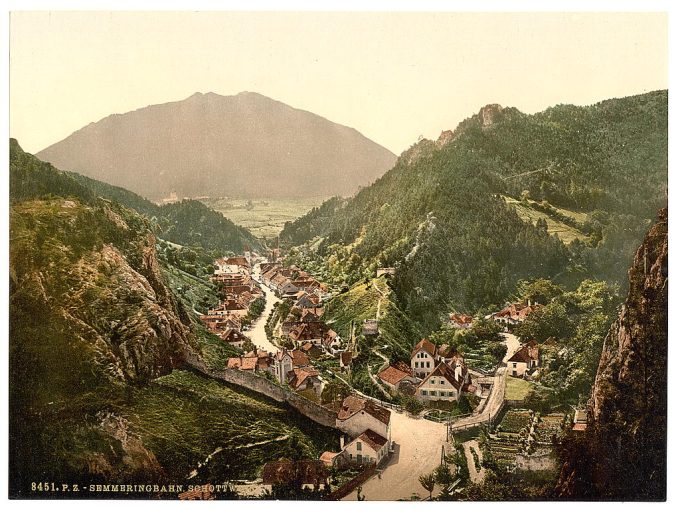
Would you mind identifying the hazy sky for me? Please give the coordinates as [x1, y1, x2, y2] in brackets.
[9, 11, 667, 155]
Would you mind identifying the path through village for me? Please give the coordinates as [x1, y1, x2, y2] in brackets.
[344, 332, 519, 500]
[247, 263, 281, 353]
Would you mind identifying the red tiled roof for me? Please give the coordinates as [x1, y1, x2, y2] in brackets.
[418, 361, 464, 391]
[319, 452, 339, 466]
[227, 357, 242, 369]
[508, 342, 539, 364]
[288, 367, 320, 389]
[291, 349, 310, 367]
[377, 365, 410, 386]
[337, 395, 391, 426]
[356, 429, 389, 451]
[449, 313, 473, 325]
[411, 338, 436, 358]
[240, 357, 258, 371]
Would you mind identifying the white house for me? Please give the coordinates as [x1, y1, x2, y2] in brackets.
[506, 339, 540, 378]
[336, 395, 391, 442]
[342, 429, 390, 466]
[411, 338, 437, 379]
[273, 348, 310, 384]
[416, 361, 465, 402]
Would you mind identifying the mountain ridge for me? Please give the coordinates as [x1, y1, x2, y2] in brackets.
[282, 90, 667, 329]
[36, 91, 397, 200]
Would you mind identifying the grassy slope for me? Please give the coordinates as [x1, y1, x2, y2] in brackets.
[126, 370, 338, 483]
[505, 378, 535, 401]
[502, 196, 589, 244]
[323, 277, 420, 359]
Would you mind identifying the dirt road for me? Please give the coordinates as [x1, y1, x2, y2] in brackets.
[247, 264, 280, 353]
[343, 410, 448, 501]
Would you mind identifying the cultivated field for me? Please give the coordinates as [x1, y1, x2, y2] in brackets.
[502, 196, 589, 244]
[201, 197, 329, 238]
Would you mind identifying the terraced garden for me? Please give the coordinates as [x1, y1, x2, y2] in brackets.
[533, 413, 566, 445]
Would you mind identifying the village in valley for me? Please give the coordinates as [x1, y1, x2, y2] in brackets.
[188, 248, 586, 501]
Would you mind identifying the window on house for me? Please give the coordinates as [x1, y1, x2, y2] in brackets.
[430, 379, 435, 384]
[430, 390, 436, 396]
[421, 390, 427, 396]
[513, 363, 517, 367]
[448, 392, 454, 397]
[356, 442, 362, 451]
[426, 362, 430, 368]
[440, 379, 445, 385]
[357, 454, 363, 463]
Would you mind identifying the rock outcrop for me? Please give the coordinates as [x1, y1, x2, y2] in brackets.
[557, 208, 667, 500]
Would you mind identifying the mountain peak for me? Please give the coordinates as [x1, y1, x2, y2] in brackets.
[36, 93, 397, 199]
[478, 103, 504, 127]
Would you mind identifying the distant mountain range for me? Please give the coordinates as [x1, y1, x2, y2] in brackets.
[36, 91, 397, 200]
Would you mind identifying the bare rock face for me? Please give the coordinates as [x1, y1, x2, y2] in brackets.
[557, 208, 667, 500]
[478, 103, 504, 127]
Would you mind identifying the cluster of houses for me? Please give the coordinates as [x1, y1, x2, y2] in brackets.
[488, 300, 543, 329]
[199, 254, 264, 349]
[262, 263, 346, 359]
[227, 346, 324, 396]
[260, 262, 329, 300]
[261, 394, 394, 491]
[377, 338, 475, 403]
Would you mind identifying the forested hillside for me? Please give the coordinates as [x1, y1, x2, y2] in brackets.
[282, 91, 667, 330]
[8, 138, 332, 496]
[11, 139, 261, 254]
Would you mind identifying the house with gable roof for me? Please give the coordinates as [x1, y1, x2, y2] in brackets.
[411, 338, 437, 378]
[506, 339, 540, 378]
[336, 395, 391, 442]
[416, 361, 468, 402]
[342, 429, 390, 466]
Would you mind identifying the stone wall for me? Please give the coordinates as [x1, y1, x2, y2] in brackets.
[184, 353, 338, 429]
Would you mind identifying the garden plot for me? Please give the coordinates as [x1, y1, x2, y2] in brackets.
[532, 413, 566, 445]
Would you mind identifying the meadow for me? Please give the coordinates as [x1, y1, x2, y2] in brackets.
[201, 197, 329, 239]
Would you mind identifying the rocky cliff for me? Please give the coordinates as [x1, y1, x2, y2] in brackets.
[557, 207, 667, 500]
[9, 195, 199, 494]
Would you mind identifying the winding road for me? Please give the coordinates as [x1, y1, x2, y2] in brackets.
[343, 332, 520, 500]
[246, 263, 281, 353]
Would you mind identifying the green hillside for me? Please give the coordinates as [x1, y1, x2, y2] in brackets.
[323, 277, 421, 360]
[281, 91, 667, 330]
[10, 139, 262, 254]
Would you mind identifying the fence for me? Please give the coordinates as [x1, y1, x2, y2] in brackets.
[324, 464, 377, 501]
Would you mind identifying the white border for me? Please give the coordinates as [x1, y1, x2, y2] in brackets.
[1, 2, 675, 511]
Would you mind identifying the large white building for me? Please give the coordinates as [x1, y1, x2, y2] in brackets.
[416, 361, 467, 402]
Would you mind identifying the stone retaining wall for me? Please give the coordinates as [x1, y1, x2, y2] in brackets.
[184, 353, 338, 429]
